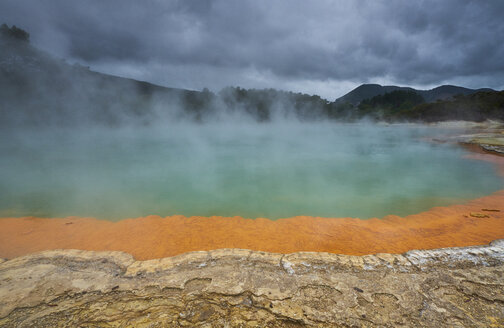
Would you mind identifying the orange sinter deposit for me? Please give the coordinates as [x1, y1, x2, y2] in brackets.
[0, 191, 503, 260]
[0, 146, 503, 261]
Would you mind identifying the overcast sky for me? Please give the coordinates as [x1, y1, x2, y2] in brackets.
[1, 0, 503, 100]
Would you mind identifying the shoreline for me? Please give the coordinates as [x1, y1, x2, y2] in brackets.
[0, 188, 503, 260]
[0, 124, 503, 260]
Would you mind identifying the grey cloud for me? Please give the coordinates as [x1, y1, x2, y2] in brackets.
[0, 0, 503, 99]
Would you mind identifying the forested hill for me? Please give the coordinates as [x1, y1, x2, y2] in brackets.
[0, 24, 212, 126]
[394, 91, 504, 122]
[0, 24, 338, 126]
[335, 83, 494, 105]
[1, 24, 502, 126]
[348, 89, 504, 122]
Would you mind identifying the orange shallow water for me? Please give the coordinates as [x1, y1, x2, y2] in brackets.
[1, 149, 503, 260]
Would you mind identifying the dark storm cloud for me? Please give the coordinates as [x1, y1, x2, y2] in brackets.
[1, 0, 503, 98]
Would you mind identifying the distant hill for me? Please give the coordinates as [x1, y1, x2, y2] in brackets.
[348, 89, 504, 122]
[0, 25, 218, 126]
[336, 83, 494, 105]
[396, 91, 504, 122]
[0, 24, 333, 126]
[0, 24, 502, 125]
[336, 84, 414, 105]
[418, 85, 495, 102]
[354, 90, 425, 121]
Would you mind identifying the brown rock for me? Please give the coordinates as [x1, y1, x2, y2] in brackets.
[482, 208, 501, 212]
[470, 212, 490, 218]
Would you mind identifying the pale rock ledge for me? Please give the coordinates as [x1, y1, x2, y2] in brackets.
[1, 241, 504, 327]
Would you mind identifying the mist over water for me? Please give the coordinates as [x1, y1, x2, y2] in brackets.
[0, 122, 502, 220]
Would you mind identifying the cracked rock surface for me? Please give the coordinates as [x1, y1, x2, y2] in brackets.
[1, 241, 504, 327]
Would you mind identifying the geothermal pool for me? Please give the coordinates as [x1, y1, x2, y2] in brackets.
[0, 123, 502, 220]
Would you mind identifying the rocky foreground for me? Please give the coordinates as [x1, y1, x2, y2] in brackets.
[1, 241, 504, 327]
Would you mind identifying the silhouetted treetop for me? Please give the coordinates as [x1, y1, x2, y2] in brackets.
[0, 23, 30, 42]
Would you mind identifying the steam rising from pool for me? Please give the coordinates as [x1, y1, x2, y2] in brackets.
[0, 122, 502, 220]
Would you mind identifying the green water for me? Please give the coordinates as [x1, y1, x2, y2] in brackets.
[0, 123, 502, 220]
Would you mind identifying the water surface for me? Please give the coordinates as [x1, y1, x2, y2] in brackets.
[0, 123, 501, 220]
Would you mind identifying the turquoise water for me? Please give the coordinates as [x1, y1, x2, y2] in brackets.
[0, 123, 502, 220]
